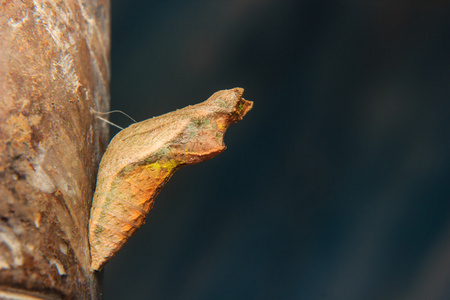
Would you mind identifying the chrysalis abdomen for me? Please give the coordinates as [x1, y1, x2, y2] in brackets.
[89, 162, 175, 268]
[89, 88, 253, 270]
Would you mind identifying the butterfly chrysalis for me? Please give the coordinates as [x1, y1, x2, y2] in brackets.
[89, 88, 253, 270]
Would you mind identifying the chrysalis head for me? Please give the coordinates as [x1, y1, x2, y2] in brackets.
[204, 87, 253, 128]
[175, 88, 253, 165]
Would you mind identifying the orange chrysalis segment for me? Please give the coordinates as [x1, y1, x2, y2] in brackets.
[89, 87, 253, 270]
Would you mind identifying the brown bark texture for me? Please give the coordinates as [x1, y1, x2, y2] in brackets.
[0, 0, 110, 299]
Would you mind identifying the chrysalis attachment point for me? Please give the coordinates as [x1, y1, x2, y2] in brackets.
[91, 108, 139, 130]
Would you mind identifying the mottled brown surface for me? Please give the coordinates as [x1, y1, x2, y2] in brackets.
[89, 88, 253, 270]
[0, 0, 110, 299]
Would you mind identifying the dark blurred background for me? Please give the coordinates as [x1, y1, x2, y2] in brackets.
[104, 1, 450, 299]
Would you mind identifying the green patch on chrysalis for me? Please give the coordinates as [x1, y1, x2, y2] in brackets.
[192, 118, 211, 127]
[121, 165, 134, 174]
[215, 98, 228, 108]
[94, 226, 104, 236]
[238, 102, 244, 114]
[99, 211, 108, 221]
[98, 194, 117, 216]
[153, 147, 170, 160]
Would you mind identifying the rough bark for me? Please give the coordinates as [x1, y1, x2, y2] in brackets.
[0, 0, 110, 299]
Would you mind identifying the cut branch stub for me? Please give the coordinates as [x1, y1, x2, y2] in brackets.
[89, 87, 253, 270]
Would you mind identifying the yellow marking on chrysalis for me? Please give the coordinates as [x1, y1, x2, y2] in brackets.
[216, 119, 228, 131]
[145, 159, 179, 174]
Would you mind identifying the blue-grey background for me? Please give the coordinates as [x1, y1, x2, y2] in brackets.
[104, 1, 450, 299]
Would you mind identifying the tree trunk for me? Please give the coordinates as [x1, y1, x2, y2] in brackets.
[0, 1, 110, 299]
